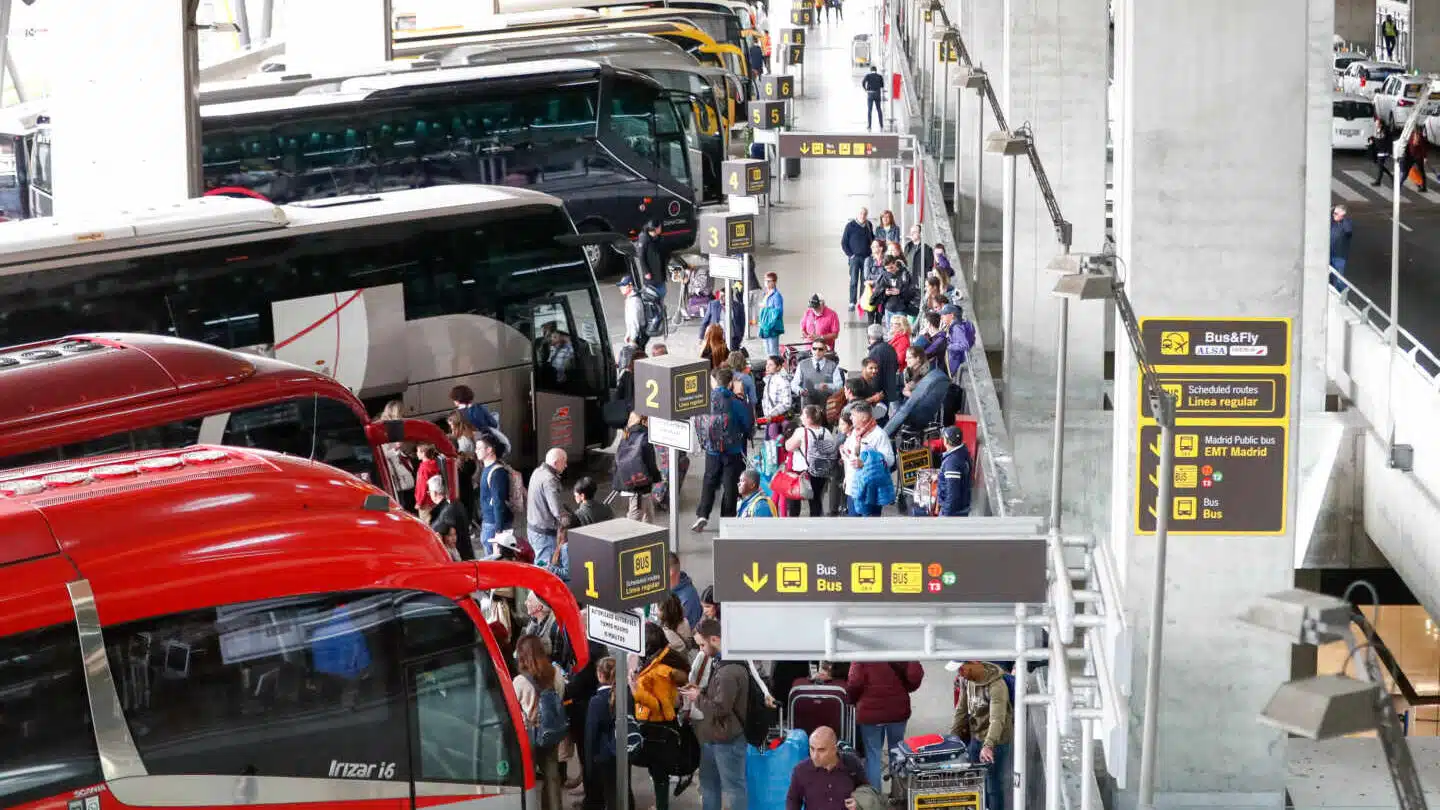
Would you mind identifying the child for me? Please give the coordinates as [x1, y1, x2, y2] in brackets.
[584, 657, 628, 810]
[854, 447, 896, 517]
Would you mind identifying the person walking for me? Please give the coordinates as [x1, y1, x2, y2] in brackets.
[950, 661, 1014, 810]
[636, 219, 668, 300]
[1383, 14, 1399, 61]
[1372, 118, 1396, 186]
[937, 427, 973, 517]
[846, 660, 925, 787]
[736, 469, 778, 516]
[527, 448, 569, 568]
[758, 271, 785, 357]
[1403, 128, 1429, 192]
[1330, 205, 1353, 290]
[841, 210, 875, 309]
[783, 404, 837, 517]
[475, 433, 513, 556]
[691, 367, 754, 531]
[680, 619, 750, 810]
[619, 275, 651, 353]
[862, 66, 885, 131]
[615, 413, 663, 522]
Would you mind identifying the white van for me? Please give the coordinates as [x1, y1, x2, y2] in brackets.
[1333, 92, 1377, 151]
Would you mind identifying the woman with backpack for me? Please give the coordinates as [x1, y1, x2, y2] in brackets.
[782, 405, 837, 517]
[632, 623, 696, 810]
[846, 660, 925, 787]
[614, 412, 663, 522]
[515, 635, 569, 810]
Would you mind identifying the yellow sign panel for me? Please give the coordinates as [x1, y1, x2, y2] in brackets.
[777, 563, 808, 593]
[890, 563, 922, 594]
[1173, 497, 1198, 521]
[1159, 330, 1190, 356]
[1173, 465, 1199, 489]
[1175, 434, 1198, 458]
[851, 563, 883, 593]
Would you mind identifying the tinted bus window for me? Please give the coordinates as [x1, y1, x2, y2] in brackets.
[0, 624, 103, 805]
[222, 396, 379, 484]
[102, 590, 519, 783]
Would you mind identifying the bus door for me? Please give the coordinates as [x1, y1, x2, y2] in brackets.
[504, 293, 609, 445]
[663, 89, 708, 201]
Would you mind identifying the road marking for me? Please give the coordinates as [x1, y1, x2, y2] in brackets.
[1342, 169, 1382, 193]
[1331, 176, 1368, 202]
[1338, 169, 1436, 206]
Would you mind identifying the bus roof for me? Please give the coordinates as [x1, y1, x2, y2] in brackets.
[0, 333, 345, 437]
[398, 17, 723, 52]
[0, 185, 566, 271]
[434, 31, 698, 67]
[0, 445, 450, 630]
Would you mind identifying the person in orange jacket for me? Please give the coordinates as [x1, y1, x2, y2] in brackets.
[631, 623, 692, 810]
[761, 31, 773, 71]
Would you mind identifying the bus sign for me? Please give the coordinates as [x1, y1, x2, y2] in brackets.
[782, 27, 805, 45]
[749, 100, 788, 129]
[568, 518, 670, 611]
[632, 356, 711, 421]
[723, 158, 771, 196]
[699, 211, 757, 254]
[778, 132, 901, 159]
[787, 43, 806, 65]
[759, 74, 796, 101]
[790, 7, 814, 26]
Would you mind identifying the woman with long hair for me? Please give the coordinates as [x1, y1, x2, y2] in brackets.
[446, 411, 478, 516]
[875, 209, 900, 243]
[700, 323, 729, 369]
[657, 593, 695, 654]
[614, 412, 662, 523]
[373, 399, 417, 511]
[514, 636, 567, 810]
[632, 623, 693, 810]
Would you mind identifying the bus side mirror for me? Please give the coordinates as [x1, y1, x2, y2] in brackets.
[365, 419, 460, 499]
[474, 560, 590, 670]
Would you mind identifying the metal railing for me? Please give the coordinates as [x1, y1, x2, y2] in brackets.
[1329, 267, 1440, 381]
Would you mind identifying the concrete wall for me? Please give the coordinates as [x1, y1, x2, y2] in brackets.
[1335, 0, 1378, 48]
[1412, 0, 1440, 72]
[1325, 292, 1440, 623]
[1301, 0, 1333, 415]
[1109, 0, 1310, 804]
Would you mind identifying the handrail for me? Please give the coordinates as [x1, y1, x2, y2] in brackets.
[1329, 267, 1440, 384]
[1352, 608, 1440, 707]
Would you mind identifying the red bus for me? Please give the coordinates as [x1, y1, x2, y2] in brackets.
[0, 445, 586, 810]
[0, 333, 456, 498]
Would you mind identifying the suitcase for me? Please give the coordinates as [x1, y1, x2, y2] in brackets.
[787, 682, 855, 746]
[893, 734, 970, 771]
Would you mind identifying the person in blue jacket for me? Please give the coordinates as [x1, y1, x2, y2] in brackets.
[692, 367, 755, 531]
[937, 427, 973, 517]
[669, 552, 703, 627]
[886, 347, 951, 437]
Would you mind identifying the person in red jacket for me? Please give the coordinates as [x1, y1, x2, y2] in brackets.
[413, 444, 442, 522]
[846, 661, 924, 786]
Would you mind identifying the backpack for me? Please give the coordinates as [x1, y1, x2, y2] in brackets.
[804, 427, 839, 478]
[639, 285, 667, 338]
[695, 396, 735, 454]
[614, 428, 655, 490]
[487, 463, 526, 518]
[726, 662, 777, 748]
[522, 675, 569, 749]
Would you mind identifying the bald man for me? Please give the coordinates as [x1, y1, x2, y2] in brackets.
[527, 447, 570, 567]
[786, 727, 868, 810]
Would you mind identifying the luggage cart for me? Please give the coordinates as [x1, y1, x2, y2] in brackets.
[852, 33, 871, 67]
[896, 763, 987, 810]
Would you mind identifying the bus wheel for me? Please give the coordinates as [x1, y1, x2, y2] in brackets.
[578, 221, 620, 279]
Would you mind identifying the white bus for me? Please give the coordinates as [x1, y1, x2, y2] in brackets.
[0, 185, 616, 452]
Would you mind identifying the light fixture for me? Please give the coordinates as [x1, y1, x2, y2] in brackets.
[1051, 272, 1113, 301]
[958, 67, 988, 90]
[985, 131, 1029, 156]
[1258, 675, 1381, 739]
[1238, 589, 1352, 645]
[931, 26, 956, 41]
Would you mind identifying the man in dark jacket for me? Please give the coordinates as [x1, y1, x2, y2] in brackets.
[937, 427, 973, 516]
[861, 66, 884, 130]
[1329, 205, 1352, 291]
[842, 208, 875, 308]
[846, 661, 924, 786]
[786, 726, 868, 810]
[904, 224, 934, 279]
[636, 218, 667, 299]
[669, 552, 703, 627]
[692, 368, 755, 531]
[681, 619, 751, 810]
[886, 348, 950, 437]
[572, 476, 615, 525]
[864, 324, 900, 410]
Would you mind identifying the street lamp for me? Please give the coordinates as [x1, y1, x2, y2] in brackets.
[1239, 589, 1429, 810]
[986, 130, 1029, 406]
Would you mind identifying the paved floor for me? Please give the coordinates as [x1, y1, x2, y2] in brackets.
[583, 5, 960, 806]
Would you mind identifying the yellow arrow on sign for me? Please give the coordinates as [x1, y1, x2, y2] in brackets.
[799, 143, 810, 154]
[1147, 505, 1157, 519]
[743, 562, 769, 592]
[1148, 437, 1160, 457]
[1147, 471, 1158, 488]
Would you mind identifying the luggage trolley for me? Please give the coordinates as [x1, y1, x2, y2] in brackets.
[889, 736, 988, 810]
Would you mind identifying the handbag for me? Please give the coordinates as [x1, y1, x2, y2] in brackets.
[770, 468, 803, 501]
[791, 432, 815, 500]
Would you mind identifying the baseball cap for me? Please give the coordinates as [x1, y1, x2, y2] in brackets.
[940, 303, 960, 316]
[491, 530, 522, 552]
[866, 324, 885, 340]
[809, 293, 823, 307]
[617, 275, 635, 288]
[942, 426, 964, 446]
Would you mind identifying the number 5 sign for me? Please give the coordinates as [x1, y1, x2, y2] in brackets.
[632, 356, 711, 422]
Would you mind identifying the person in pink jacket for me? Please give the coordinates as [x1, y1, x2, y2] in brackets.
[800, 294, 841, 349]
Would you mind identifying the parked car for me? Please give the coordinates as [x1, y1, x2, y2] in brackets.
[1333, 52, 1369, 85]
[1333, 92, 1378, 151]
[1340, 60, 1406, 98]
[1373, 74, 1431, 128]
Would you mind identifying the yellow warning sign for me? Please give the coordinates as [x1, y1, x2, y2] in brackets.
[851, 563, 883, 593]
[1175, 434, 1198, 458]
[890, 563, 923, 594]
[1173, 497, 1197, 520]
[1159, 331, 1190, 356]
[777, 563, 808, 593]
[1173, 465, 1198, 489]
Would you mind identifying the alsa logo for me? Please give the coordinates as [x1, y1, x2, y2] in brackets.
[329, 760, 398, 779]
[1194, 345, 1227, 356]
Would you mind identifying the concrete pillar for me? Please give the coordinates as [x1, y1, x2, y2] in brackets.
[1110, 0, 1307, 806]
[284, 0, 391, 73]
[50, 1, 200, 214]
[1334, 0, 1377, 49]
[954, 0, 1006, 339]
[1302, 0, 1334, 414]
[1411, 0, 1440, 72]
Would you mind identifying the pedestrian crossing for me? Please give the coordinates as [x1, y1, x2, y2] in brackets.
[1332, 167, 1437, 205]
